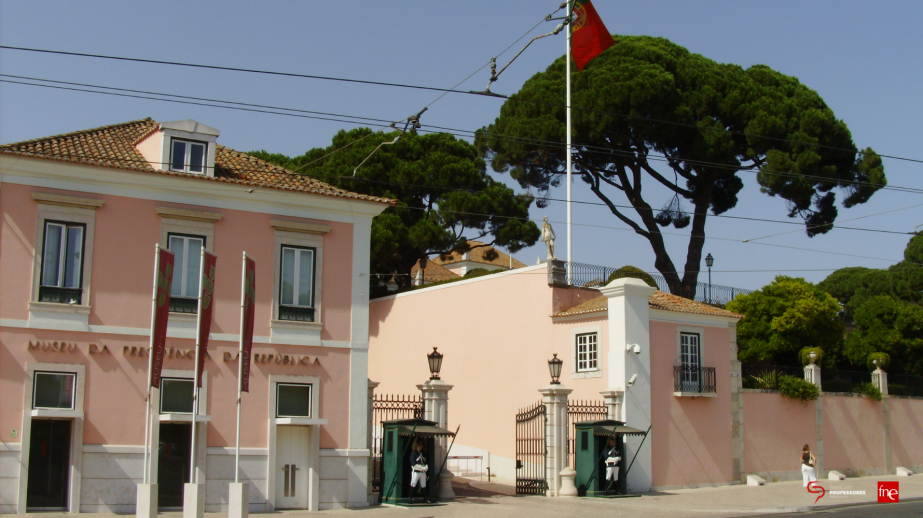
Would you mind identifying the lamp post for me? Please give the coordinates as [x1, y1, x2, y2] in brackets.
[548, 353, 563, 385]
[427, 347, 443, 380]
[419, 256, 428, 287]
[705, 253, 714, 303]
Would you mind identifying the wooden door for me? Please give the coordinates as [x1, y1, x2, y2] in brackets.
[275, 426, 310, 509]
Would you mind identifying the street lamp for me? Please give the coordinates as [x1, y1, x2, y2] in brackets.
[548, 353, 563, 385]
[418, 256, 428, 286]
[427, 347, 443, 380]
[705, 253, 714, 303]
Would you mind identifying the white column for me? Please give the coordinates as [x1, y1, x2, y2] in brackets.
[539, 384, 572, 496]
[600, 278, 656, 493]
[417, 378, 454, 500]
[872, 368, 888, 396]
[599, 390, 624, 421]
[805, 364, 822, 390]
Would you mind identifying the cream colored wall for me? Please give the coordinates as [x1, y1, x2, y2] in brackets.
[649, 321, 734, 487]
[741, 391, 817, 477]
[890, 398, 923, 469]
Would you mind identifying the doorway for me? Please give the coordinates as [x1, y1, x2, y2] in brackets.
[158, 423, 192, 508]
[26, 419, 72, 511]
[275, 426, 310, 509]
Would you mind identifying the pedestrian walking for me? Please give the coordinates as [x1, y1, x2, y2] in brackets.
[801, 444, 817, 487]
[408, 439, 430, 504]
[604, 437, 621, 495]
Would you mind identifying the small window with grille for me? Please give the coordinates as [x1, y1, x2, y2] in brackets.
[576, 332, 599, 372]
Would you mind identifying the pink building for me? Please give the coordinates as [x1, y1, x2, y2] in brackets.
[0, 118, 391, 512]
[369, 262, 744, 493]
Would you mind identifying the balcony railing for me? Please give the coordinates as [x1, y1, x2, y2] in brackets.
[279, 305, 315, 322]
[673, 365, 717, 394]
[169, 297, 198, 314]
[38, 286, 83, 305]
[563, 261, 752, 306]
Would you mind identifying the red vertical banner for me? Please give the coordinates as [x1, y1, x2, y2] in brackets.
[240, 255, 256, 392]
[195, 251, 218, 388]
[150, 247, 175, 389]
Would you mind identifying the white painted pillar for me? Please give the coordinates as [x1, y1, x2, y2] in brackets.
[600, 278, 656, 493]
[418, 378, 454, 500]
[872, 368, 888, 396]
[599, 390, 624, 421]
[805, 364, 822, 390]
[539, 384, 572, 496]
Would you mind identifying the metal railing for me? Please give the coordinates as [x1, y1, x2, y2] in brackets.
[515, 401, 547, 495]
[673, 366, 717, 393]
[564, 261, 752, 305]
[446, 456, 484, 481]
[566, 400, 607, 470]
[38, 286, 83, 305]
[888, 373, 923, 398]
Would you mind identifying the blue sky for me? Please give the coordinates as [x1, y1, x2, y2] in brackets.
[2, 0, 922, 291]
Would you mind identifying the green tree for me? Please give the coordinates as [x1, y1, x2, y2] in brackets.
[726, 276, 843, 366]
[251, 129, 540, 295]
[476, 35, 885, 298]
[844, 295, 923, 376]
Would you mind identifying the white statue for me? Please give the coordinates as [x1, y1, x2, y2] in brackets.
[541, 216, 556, 260]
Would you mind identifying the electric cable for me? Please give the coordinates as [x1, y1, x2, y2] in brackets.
[2, 44, 921, 165]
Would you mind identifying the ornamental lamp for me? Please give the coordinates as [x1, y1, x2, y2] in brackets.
[548, 353, 563, 385]
[705, 253, 714, 268]
[419, 256, 428, 271]
[427, 347, 443, 380]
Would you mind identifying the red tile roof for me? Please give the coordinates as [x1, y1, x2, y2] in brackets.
[0, 118, 394, 204]
[410, 260, 461, 283]
[432, 240, 526, 270]
[554, 291, 742, 319]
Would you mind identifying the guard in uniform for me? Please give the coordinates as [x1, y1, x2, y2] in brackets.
[408, 440, 430, 504]
[604, 437, 621, 495]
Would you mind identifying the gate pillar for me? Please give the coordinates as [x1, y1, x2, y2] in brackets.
[367, 380, 379, 502]
[539, 384, 572, 497]
[599, 390, 624, 421]
[418, 378, 454, 500]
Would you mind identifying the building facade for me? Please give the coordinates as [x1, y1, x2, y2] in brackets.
[0, 118, 391, 512]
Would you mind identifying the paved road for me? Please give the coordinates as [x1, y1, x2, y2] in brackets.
[748, 500, 923, 517]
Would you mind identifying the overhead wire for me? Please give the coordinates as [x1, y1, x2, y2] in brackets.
[2, 45, 922, 165]
[4, 75, 923, 199]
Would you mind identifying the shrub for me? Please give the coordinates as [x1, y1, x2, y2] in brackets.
[853, 382, 883, 401]
[749, 370, 780, 390]
[867, 352, 891, 372]
[606, 266, 658, 288]
[778, 375, 820, 402]
[799, 347, 825, 367]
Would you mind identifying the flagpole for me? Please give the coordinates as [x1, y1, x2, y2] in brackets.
[235, 252, 247, 484]
[142, 244, 161, 485]
[566, 0, 574, 279]
[190, 247, 205, 484]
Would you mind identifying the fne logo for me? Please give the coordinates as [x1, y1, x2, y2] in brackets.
[807, 481, 825, 504]
[878, 481, 899, 503]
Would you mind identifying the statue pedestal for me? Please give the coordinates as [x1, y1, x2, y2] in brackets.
[547, 259, 567, 287]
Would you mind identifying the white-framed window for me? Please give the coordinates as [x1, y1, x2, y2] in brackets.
[275, 383, 313, 418]
[576, 333, 599, 372]
[160, 377, 195, 414]
[680, 332, 701, 387]
[168, 233, 205, 313]
[32, 371, 76, 410]
[169, 138, 207, 174]
[38, 221, 85, 304]
[279, 245, 316, 322]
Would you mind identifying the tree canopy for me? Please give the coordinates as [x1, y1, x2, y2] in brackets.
[251, 128, 540, 295]
[476, 35, 886, 298]
[726, 276, 843, 366]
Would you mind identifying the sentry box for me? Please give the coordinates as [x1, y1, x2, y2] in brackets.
[379, 419, 456, 506]
[574, 420, 647, 498]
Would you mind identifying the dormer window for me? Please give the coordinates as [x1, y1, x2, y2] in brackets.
[170, 139, 207, 174]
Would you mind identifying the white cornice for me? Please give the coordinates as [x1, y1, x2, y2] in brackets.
[156, 206, 223, 222]
[1, 155, 388, 223]
[32, 191, 105, 209]
[599, 278, 658, 298]
[270, 219, 331, 234]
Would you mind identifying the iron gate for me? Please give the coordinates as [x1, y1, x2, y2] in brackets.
[567, 400, 607, 469]
[371, 393, 424, 493]
[515, 401, 547, 495]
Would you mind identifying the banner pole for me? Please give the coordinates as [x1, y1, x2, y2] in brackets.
[190, 247, 205, 484]
[142, 244, 160, 485]
[565, 0, 574, 278]
[235, 252, 246, 484]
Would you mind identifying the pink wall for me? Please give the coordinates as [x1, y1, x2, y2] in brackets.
[369, 268, 604, 460]
[650, 321, 734, 487]
[0, 183, 354, 340]
[0, 328, 353, 449]
[890, 398, 923, 468]
[823, 395, 886, 472]
[742, 391, 816, 476]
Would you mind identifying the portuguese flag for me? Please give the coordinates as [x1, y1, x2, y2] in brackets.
[571, 0, 614, 71]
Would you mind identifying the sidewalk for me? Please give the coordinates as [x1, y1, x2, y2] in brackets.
[6, 474, 919, 518]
